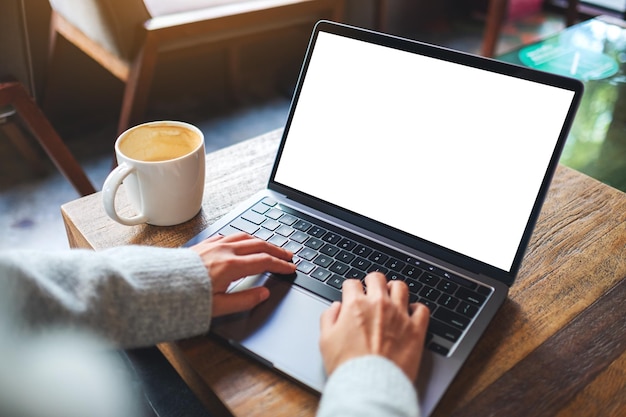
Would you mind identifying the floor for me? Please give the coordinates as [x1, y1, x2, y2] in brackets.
[0, 11, 567, 252]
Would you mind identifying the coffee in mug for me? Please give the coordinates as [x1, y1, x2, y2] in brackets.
[102, 121, 205, 226]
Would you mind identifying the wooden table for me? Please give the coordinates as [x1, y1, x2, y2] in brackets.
[62, 129, 626, 417]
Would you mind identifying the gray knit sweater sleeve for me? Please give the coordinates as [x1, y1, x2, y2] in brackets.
[0, 246, 211, 348]
[0, 247, 420, 416]
[316, 355, 420, 417]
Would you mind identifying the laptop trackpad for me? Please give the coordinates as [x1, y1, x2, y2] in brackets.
[210, 273, 330, 391]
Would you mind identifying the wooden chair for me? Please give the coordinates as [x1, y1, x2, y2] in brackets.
[481, 0, 580, 57]
[1, 0, 95, 196]
[0, 81, 96, 196]
[374, 0, 580, 58]
[45, 0, 345, 136]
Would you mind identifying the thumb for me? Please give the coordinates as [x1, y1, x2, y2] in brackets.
[212, 286, 270, 317]
[320, 301, 341, 332]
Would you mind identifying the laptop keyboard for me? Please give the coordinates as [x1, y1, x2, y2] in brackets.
[217, 197, 493, 356]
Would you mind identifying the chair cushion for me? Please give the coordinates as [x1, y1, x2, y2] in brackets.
[50, 0, 271, 60]
[49, 0, 150, 60]
[144, 0, 260, 17]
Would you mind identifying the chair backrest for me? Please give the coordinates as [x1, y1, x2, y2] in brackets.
[0, 0, 35, 95]
[49, 0, 151, 60]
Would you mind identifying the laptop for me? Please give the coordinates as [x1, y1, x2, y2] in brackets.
[185, 20, 583, 416]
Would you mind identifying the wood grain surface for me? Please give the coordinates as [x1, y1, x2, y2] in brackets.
[62, 129, 626, 417]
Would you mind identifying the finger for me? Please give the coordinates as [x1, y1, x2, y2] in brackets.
[410, 303, 431, 331]
[388, 279, 409, 307]
[363, 272, 388, 297]
[341, 278, 365, 303]
[222, 253, 296, 279]
[320, 301, 341, 332]
[212, 286, 270, 317]
[231, 238, 294, 261]
[217, 232, 255, 243]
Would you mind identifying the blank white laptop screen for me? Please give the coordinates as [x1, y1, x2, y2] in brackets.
[274, 32, 576, 272]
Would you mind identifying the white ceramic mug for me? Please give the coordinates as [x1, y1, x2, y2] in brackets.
[102, 121, 205, 226]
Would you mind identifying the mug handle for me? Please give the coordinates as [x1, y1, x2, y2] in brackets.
[102, 162, 148, 226]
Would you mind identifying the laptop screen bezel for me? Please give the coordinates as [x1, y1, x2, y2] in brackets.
[268, 20, 583, 287]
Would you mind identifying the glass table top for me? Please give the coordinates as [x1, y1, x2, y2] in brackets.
[498, 15, 626, 193]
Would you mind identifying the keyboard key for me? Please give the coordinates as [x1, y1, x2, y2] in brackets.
[253, 228, 273, 241]
[353, 245, 372, 257]
[304, 237, 324, 250]
[367, 264, 389, 275]
[266, 208, 283, 220]
[293, 220, 312, 232]
[427, 342, 450, 356]
[369, 251, 389, 264]
[438, 294, 459, 310]
[457, 302, 479, 318]
[290, 231, 309, 243]
[296, 260, 315, 274]
[251, 202, 270, 214]
[346, 268, 366, 279]
[402, 265, 423, 279]
[387, 272, 404, 281]
[219, 225, 241, 237]
[299, 248, 317, 261]
[428, 319, 462, 342]
[419, 286, 442, 302]
[313, 254, 334, 268]
[405, 278, 422, 294]
[242, 210, 266, 224]
[275, 225, 295, 237]
[338, 238, 356, 251]
[456, 287, 486, 307]
[434, 308, 470, 330]
[320, 243, 340, 257]
[385, 258, 405, 272]
[477, 285, 493, 296]
[322, 232, 342, 244]
[404, 256, 428, 268]
[329, 261, 350, 275]
[268, 235, 288, 247]
[419, 273, 440, 287]
[437, 280, 459, 294]
[350, 257, 371, 271]
[231, 217, 259, 235]
[283, 241, 303, 254]
[261, 197, 277, 207]
[328, 275, 346, 289]
[336, 250, 355, 263]
[444, 272, 478, 290]
[308, 226, 326, 237]
[261, 219, 280, 231]
[311, 268, 331, 282]
[418, 298, 437, 311]
[279, 213, 298, 225]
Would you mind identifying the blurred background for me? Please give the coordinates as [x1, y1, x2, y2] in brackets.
[1, 0, 625, 251]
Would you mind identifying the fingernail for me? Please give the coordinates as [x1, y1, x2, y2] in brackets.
[259, 287, 270, 302]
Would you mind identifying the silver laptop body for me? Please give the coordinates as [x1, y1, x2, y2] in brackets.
[186, 20, 583, 416]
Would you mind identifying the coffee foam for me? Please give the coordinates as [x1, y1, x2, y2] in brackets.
[120, 124, 201, 162]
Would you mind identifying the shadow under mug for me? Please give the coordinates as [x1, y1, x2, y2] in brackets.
[102, 121, 205, 226]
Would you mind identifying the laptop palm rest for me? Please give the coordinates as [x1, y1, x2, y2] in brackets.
[210, 272, 472, 416]
[210, 273, 330, 390]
